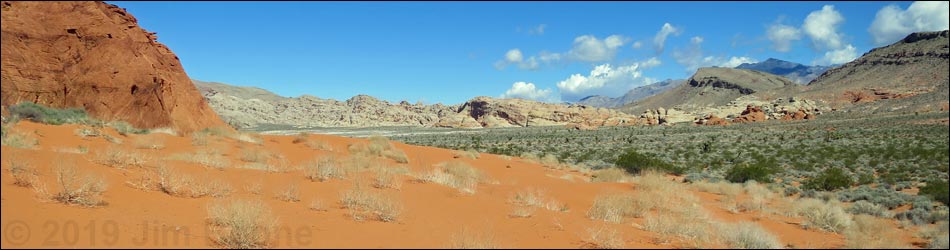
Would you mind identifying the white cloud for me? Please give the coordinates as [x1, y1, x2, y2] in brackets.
[803, 5, 846, 50]
[653, 23, 681, 55]
[767, 22, 802, 52]
[690, 36, 704, 44]
[869, 1, 950, 45]
[504, 49, 523, 62]
[814, 44, 857, 65]
[672, 37, 758, 72]
[494, 49, 542, 70]
[538, 51, 561, 63]
[631, 41, 643, 49]
[529, 24, 547, 35]
[555, 58, 661, 101]
[567, 35, 628, 62]
[500, 82, 557, 102]
[720, 56, 758, 68]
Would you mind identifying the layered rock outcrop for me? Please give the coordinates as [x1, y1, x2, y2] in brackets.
[1, 1, 226, 133]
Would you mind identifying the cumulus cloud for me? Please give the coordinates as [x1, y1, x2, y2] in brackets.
[567, 35, 628, 62]
[653, 23, 682, 55]
[672, 37, 758, 72]
[631, 41, 643, 49]
[869, 1, 950, 45]
[500, 82, 557, 102]
[494, 49, 543, 70]
[803, 5, 846, 50]
[766, 20, 802, 52]
[555, 58, 661, 101]
[814, 44, 857, 65]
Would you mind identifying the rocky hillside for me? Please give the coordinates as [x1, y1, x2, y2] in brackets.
[735, 58, 832, 84]
[620, 67, 797, 114]
[0, 1, 226, 133]
[197, 81, 643, 129]
[576, 79, 684, 108]
[798, 30, 949, 112]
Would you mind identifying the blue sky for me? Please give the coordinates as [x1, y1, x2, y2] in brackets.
[111, 1, 948, 104]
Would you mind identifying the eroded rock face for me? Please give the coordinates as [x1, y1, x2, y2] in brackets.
[457, 96, 644, 128]
[1, 1, 226, 133]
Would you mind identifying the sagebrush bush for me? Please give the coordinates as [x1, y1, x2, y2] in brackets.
[794, 198, 853, 233]
[920, 179, 949, 206]
[614, 149, 682, 175]
[845, 214, 910, 249]
[591, 168, 630, 183]
[725, 163, 778, 184]
[587, 193, 650, 223]
[803, 167, 853, 191]
[8, 102, 91, 125]
[847, 200, 893, 218]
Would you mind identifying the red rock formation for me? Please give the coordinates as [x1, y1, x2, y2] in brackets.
[696, 115, 730, 126]
[732, 105, 767, 123]
[1, 1, 227, 133]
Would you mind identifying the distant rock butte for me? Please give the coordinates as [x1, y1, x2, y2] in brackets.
[1, 1, 226, 133]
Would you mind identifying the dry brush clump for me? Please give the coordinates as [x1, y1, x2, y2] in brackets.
[240, 146, 272, 163]
[583, 226, 625, 249]
[453, 149, 480, 159]
[275, 183, 300, 202]
[587, 193, 651, 223]
[150, 165, 233, 198]
[715, 222, 784, 249]
[844, 214, 910, 249]
[7, 160, 38, 188]
[206, 199, 278, 249]
[509, 187, 569, 212]
[51, 162, 107, 207]
[292, 132, 333, 151]
[349, 135, 410, 163]
[792, 198, 853, 233]
[590, 168, 631, 183]
[95, 146, 147, 169]
[339, 183, 403, 222]
[372, 166, 408, 190]
[304, 155, 350, 182]
[1, 130, 38, 149]
[414, 161, 492, 195]
[448, 227, 500, 249]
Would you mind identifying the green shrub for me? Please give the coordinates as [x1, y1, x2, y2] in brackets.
[614, 149, 682, 175]
[8, 102, 91, 125]
[725, 163, 778, 184]
[804, 167, 853, 191]
[920, 179, 949, 206]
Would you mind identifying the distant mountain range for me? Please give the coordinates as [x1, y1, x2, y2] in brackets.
[575, 79, 685, 108]
[735, 58, 833, 84]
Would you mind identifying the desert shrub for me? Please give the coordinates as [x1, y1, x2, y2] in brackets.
[917, 221, 948, 249]
[643, 211, 712, 247]
[587, 193, 650, 223]
[240, 146, 271, 163]
[725, 162, 778, 184]
[509, 187, 567, 212]
[583, 226, 624, 249]
[339, 183, 403, 222]
[848, 200, 893, 218]
[1, 130, 37, 149]
[591, 168, 630, 183]
[449, 227, 499, 249]
[305, 156, 347, 182]
[52, 162, 107, 207]
[614, 149, 682, 175]
[803, 167, 853, 191]
[96, 146, 146, 169]
[794, 198, 853, 233]
[8, 160, 38, 187]
[416, 161, 490, 195]
[275, 183, 300, 202]
[454, 149, 480, 159]
[108, 121, 148, 135]
[206, 199, 277, 249]
[845, 214, 910, 249]
[372, 166, 404, 190]
[8, 102, 91, 125]
[896, 208, 938, 225]
[156, 165, 232, 198]
[381, 148, 409, 163]
[920, 179, 949, 206]
[716, 222, 783, 249]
